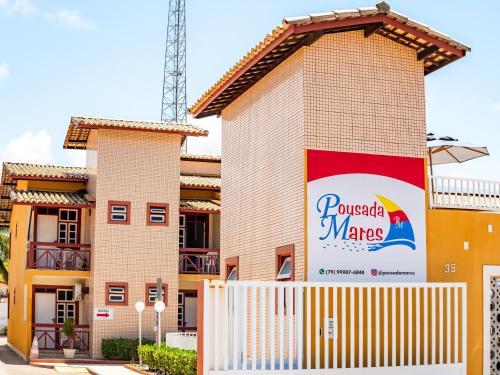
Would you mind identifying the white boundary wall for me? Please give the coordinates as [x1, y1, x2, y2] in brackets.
[198, 280, 467, 375]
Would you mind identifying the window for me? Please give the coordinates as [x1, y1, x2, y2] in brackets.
[145, 283, 168, 306]
[58, 209, 78, 244]
[147, 203, 169, 226]
[105, 282, 128, 306]
[56, 289, 76, 324]
[225, 256, 239, 281]
[179, 215, 186, 248]
[177, 293, 184, 327]
[185, 214, 208, 248]
[276, 244, 295, 281]
[108, 201, 130, 224]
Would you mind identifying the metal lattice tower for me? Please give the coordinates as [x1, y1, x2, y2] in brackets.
[161, 0, 187, 124]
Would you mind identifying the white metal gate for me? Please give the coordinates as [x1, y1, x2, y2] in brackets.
[198, 280, 467, 375]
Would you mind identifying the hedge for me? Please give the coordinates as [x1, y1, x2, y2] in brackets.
[138, 344, 196, 375]
[101, 338, 155, 361]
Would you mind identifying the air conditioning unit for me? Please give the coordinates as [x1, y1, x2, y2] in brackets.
[73, 284, 83, 301]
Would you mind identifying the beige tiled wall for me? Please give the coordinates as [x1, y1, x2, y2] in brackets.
[221, 49, 306, 281]
[89, 129, 181, 358]
[180, 160, 220, 176]
[304, 31, 426, 158]
[220, 30, 426, 281]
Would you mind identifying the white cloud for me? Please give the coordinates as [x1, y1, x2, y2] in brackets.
[52, 9, 94, 30]
[11, 0, 38, 15]
[0, 64, 9, 81]
[0, 130, 53, 164]
[0, 0, 9, 8]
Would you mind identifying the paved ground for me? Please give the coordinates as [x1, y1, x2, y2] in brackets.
[0, 337, 56, 374]
[0, 337, 136, 375]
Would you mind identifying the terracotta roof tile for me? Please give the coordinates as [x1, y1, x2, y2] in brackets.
[190, 2, 470, 118]
[64, 116, 209, 149]
[9, 189, 95, 207]
[180, 199, 220, 213]
[3, 162, 87, 181]
[180, 174, 220, 189]
[180, 154, 221, 162]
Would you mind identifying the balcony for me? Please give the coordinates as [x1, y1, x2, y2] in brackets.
[32, 323, 90, 352]
[179, 248, 220, 275]
[429, 175, 500, 211]
[27, 242, 91, 271]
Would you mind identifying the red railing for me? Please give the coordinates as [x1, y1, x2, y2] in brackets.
[179, 248, 220, 275]
[27, 242, 91, 271]
[32, 323, 90, 351]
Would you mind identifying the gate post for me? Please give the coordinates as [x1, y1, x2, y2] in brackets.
[197, 279, 207, 375]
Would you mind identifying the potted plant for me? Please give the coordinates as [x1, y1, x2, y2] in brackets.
[62, 318, 77, 359]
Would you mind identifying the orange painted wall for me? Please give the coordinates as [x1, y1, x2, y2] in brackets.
[427, 208, 500, 375]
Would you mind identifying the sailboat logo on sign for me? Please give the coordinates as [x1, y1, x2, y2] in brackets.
[316, 193, 416, 252]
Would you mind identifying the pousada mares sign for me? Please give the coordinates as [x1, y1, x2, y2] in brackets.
[306, 150, 426, 282]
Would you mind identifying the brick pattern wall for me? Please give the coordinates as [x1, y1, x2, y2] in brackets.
[90, 129, 180, 358]
[304, 31, 426, 158]
[221, 50, 306, 281]
[220, 30, 426, 283]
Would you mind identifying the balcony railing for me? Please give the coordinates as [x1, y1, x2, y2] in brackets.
[27, 242, 91, 271]
[179, 248, 220, 275]
[32, 323, 90, 351]
[429, 175, 500, 211]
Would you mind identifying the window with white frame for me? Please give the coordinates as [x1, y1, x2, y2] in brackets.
[179, 214, 186, 248]
[276, 257, 292, 280]
[145, 283, 167, 306]
[58, 209, 78, 244]
[108, 202, 130, 224]
[56, 289, 75, 324]
[177, 293, 184, 327]
[106, 283, 128, 305]
[147, 204, 168, 226]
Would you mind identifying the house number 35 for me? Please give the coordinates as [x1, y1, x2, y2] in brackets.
[444, 264, 456, 273]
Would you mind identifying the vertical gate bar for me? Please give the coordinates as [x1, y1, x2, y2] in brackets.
[224, 285, 229, 370]
[278, 286, 284, 370]
[324, 286, 329, 369]
[446, 287, 451, 364]
[214, 283, 220, 370]
[367, 287, 372, 368]
[315, 287, 320, 369]
[424, 287, 428, 365]
[260, 287, 266, 370]
[454, 287, 458, 363]
[416, 287, 420, 365]
[251, 286, 257, 370]
[462, 286, 467, 370]
[333, 286, 338, 369]
[306, 286, 311, 370]
[439, 287, 443, 364]
[297, 286, 303, 370]
[375, 287, 380, 367]
[384, 287, 388, 367]
[270, 286, 276, 370]
[408, 287, 413, 366]
[342, 287, 347, 368]
[400, 287, 405, 366]
[359, 287, 364, 368]
[233, 285, 239, 370]
[350, 287, 355, 368]
[287, 286, 293, 370]
[392, 287, 396, 366]
[242, 287, 248, 371]
[431, 287, 436, 365]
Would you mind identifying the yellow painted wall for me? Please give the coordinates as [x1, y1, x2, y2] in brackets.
[26, 180, 86, 192]
[427, 208, 500, 375]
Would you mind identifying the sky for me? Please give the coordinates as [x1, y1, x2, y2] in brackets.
[0, 0, 499, 179]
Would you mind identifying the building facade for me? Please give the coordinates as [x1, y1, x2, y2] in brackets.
[190, 3, 500, 374]
[2, 117, 221, 359]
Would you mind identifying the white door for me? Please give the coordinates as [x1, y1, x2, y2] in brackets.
[36, 215, 58, 268]
[184, 296, 198, 328]
[35, 292, 56, 349]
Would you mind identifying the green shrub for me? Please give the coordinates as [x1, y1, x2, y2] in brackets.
[101, 338, 154, 361]
[138, 344, 196, 375]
